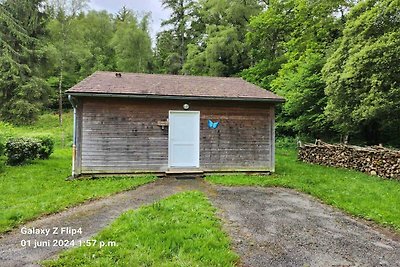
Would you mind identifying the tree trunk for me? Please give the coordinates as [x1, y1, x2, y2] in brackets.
[58, 69, 63, 127]
[59, 20, 66, 148]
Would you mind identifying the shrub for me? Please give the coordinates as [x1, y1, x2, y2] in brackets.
[4, 136, 55, 165]
[37, 136, 54, 159]
[5, 138, 41, 166]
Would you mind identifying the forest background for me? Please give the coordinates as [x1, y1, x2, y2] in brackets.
[0, 0, 399, 147]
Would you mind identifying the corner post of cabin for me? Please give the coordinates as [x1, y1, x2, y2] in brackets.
[270, 105, 276, 172]
[68, 95, 78, 177]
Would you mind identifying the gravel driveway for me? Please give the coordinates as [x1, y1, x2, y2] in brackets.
[1, 178, 399, 266]
[209, 186, 400, 267]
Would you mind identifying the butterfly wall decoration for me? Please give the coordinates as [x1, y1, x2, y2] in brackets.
[208, 119, 219, 129]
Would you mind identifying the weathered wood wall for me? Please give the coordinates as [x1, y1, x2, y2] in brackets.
[76, 97, 275, 174]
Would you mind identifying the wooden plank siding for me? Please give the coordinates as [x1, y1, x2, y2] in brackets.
[76, 97, 275, 174]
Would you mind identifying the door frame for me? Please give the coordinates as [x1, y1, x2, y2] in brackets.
[168, 110, 200, 168]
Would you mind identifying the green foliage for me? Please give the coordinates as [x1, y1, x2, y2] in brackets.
[0, 121, 16, 137]
[275, 136, 298, 150]
[182, 0, 263, 76]
[243, 0, 354, 139]
[4, 135, 53, 165]
[36, 136, 54, 159]
[207, 147, 400, 231]
[246, 0, 294, 58]
[241, 59, 285, 90]
[183, 25, 247, 76]
[0, 121, 15, 171]
[44, 6, 153, 94]
[323, 0, 400, 144]
[243, 0, 296, 88]
[154, 31, 182, 74]
[45, 8, 99, 110]
[272, 50, 331, 136]
[0, 140, 4, 156]
[43, 191, 238, 267]
[111, 12, 152, 73]
[156, 0, 264, 76]
[5, 137, 41, 165]
[6, 112, 73, 148]
[1, 77, 50, 125]
[0, 0, 50, 124]
[156, 0, 198, 73]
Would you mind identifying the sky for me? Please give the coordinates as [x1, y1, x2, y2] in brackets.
[88, 0, 171, 40]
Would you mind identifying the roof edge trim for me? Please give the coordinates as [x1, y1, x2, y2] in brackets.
[66, 92, 286, 103]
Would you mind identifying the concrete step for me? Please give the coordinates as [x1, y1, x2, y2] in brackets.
[165, 169, 204, 174]
[165, 169, 204, 179]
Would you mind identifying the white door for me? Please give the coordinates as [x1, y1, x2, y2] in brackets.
[168, 111, 200, 168]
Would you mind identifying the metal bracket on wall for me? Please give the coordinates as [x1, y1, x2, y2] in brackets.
[157, 120, 169, 130]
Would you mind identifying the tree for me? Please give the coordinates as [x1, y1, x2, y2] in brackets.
[154, 30, 182, 74]
[270, 0, 355, 137]
[0, 0, 50, 124]
[182, 0, 264, 76]
[46, 10, 115, 86]
[271, 50, 329, 136]
[78, 11, 116, 73]
[322, 0, 400, 145]
[111, 9, 152, 73]
[242, 0, 357, 139]
[242, 0, 296, 89]
[183, 25, 245, 76]
[116, 5, 133, 22]
[46, 0, 88, 127]
[160, 0, 197, 71]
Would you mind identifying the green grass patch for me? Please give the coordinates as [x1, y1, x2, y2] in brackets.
[9, 112, 74, 147]
[43, 191, 238, 267]
[206, 148, 400, 231]
[0, 148, 155, 233]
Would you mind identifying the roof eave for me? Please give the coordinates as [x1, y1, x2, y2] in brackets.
[66, 92, 286, 103]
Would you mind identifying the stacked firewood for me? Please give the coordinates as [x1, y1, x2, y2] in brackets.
[298, 141, 400, 179]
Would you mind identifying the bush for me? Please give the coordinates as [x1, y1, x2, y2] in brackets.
[5, 138, 41, 166]
[4, 136, 55, 165]
[37, 136, 54, 159]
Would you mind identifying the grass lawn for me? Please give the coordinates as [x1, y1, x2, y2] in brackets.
[43, 191, 238, 267]
[0, 113, 156, 233]
[0, 148, 155, 233]
[206, 147, 400, 231]
[0, 112, 74, 147]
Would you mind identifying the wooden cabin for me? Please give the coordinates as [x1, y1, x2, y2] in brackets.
[66, 71, 284, 177]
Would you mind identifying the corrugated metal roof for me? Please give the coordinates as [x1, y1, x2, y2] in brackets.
[66, 71, 285, 102]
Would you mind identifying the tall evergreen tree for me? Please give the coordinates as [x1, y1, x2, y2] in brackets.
[157, 0, 197, 73]
[154, 30, 182, 74]
[0, 0, 50, 124]
[182, 0, 264, 76]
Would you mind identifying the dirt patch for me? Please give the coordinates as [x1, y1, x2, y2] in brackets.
[208, 186, 400, 267]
